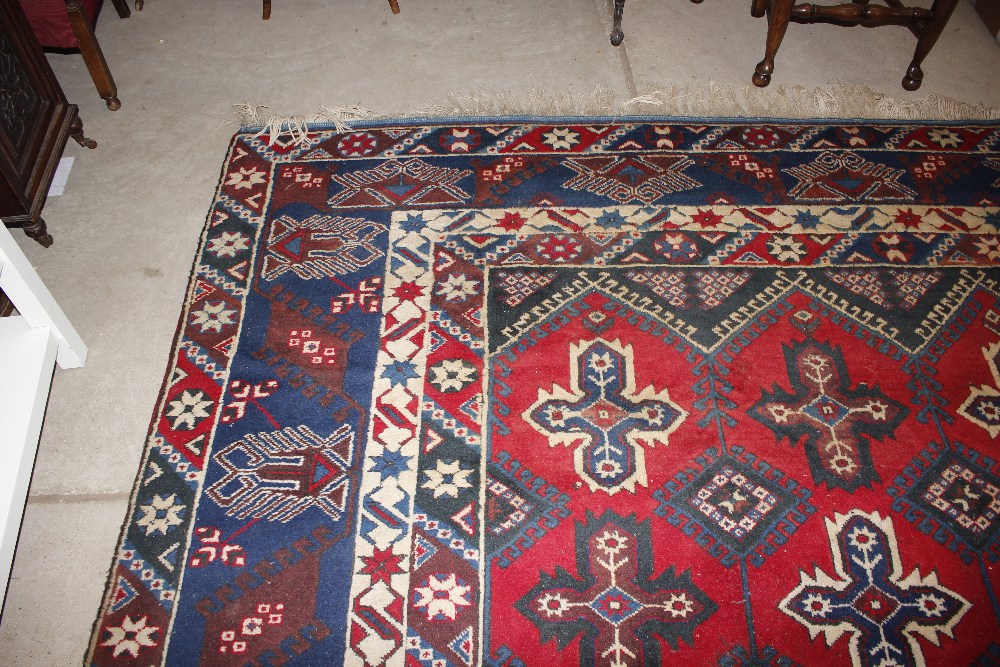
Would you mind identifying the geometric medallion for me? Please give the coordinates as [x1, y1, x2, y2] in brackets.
[523, 338, 687, 495]
[783, 151, 917, 202]
[561, 155, 701, 204]
[779, 510, 970, 667]
[328, 158, 472, 208]
[514, 511, 716, 665]
[654, 446, 815, 568]
[888, 441, 1000, 565]
[260, 213, 387, 281]
[205, 424, 355, 523]
[748, 338, 909, 492]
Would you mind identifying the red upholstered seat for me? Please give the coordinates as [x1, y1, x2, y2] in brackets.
[18, 0, 102, 49]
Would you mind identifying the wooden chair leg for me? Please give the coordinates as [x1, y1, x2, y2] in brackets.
[263, 0, 271, 20]
[65, 0, 120, 109]
[108, 0, 131, 19]
[902, 0, 960, 90]
[610, 0, 625, 45]
[751, 0, 766, 17]
[753, 0, 793, 87]
[388, 0, 400, 13]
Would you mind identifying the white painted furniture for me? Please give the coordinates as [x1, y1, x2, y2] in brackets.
[0, 221, 87, 609]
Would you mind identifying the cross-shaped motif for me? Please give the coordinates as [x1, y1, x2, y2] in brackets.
[523, 338, 687, 495]
[748, 338, 908, 492]
[780, 510, 970, 667]
[515, 511, 716, 666]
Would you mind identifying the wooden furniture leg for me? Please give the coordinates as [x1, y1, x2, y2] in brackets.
[69, 115, 97, 150]
[610, 0, 625, 45]
[751, 0, 766, 17]
[64, 0, 121, 109]
[753, 0, 794, 87]
[263, 0, 270, 19]
[108, 0, 130, 18]
[902, 0, 960, 90]
[21, 219, 53, 248]
[389, 0, 400, 13]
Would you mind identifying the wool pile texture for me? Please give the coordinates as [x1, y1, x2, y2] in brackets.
[88, 119, 1000, 666]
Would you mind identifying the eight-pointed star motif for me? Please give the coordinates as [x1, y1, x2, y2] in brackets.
[412, 573, 473, 621]
[225, 166, 267, 190]
[136, 494, 186, 536]
[165, 389, 214, 430]
[100, 615, 160, 658]
[422, 459, 474, 498]
[436, 273, 480, 302]
[428, 358, 478, 393]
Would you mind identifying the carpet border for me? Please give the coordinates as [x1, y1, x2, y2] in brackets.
[82, 131, 246, 667]
[234, 112, 1000, 147]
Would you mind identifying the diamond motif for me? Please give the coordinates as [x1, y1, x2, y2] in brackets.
[911, 456, 1000, 551]
[851, 585, 900, 624]
[668, 461, 791, 550]
[562, 155, 701, 204]
[590, 587, 642, 624]
[655, 447, 815, 568]
[802, 395, 851, 426]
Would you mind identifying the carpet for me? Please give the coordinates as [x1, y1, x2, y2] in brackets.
[87, 118, 1000, 666]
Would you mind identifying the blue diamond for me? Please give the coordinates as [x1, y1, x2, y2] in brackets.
[590, 587, 641, 623]
[803, 395, 850, 426]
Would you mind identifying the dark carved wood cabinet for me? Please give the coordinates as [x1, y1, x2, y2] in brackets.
[0, 0, 93, 247]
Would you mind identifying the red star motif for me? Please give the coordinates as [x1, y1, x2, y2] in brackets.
[359, 548, 405, 585]
[691, 209, 725, 228]
[894, 208, 923, 228]
[392, 281, 424, 301]
[497, 212, 527, 231]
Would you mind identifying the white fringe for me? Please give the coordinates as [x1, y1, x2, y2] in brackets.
[232, 102, 375, 145]
[234, 82, 1000, 144]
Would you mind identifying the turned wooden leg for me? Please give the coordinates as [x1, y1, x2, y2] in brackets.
[902, 0, 960, 90]
[753, 0, 794, 87]
[263, 0, 271, 19]
[69, 115, 97, 149]
[751, 0, 766, 17]
[23, 217, 54, 248]
[108, 0, 130, 18]
[65, 0, 121, 110]
[610, 0, 625, 46]
[388, 0, 400, 13]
